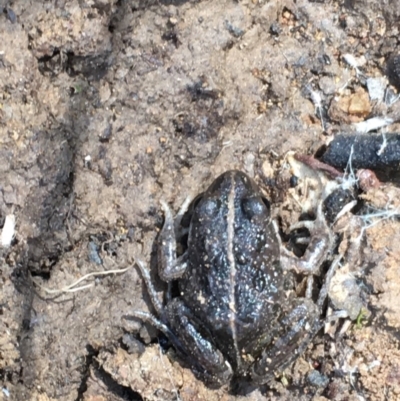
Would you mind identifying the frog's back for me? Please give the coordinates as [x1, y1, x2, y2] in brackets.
[179, 171, 284, 349]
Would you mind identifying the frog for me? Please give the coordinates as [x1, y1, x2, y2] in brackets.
[132, 170, 336, 388]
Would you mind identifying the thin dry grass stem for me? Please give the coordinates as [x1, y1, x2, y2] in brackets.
[341, 145, 359, 190]
[32, 266, 131, 294]
[360, 207, 400, 234]
[158, 342, 181, 401]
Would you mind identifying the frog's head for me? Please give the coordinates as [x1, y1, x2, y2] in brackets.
[201, 170, 271, 222]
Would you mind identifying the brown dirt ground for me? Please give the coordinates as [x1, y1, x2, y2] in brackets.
[1, 0, 400, 400]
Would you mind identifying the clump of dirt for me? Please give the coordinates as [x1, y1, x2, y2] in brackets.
[1, 1, 400, 400]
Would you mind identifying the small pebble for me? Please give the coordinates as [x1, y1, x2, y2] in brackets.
[270, 22, 281, 36]
[122, 334, 145, 355]
[99, 124, 112, 143]
[5, 7, 16, 23]
[1, 214, 15, 248]
[224, 20, 245, 38]
[366, 77, 386, 102]
[88, 241, 103, 265]
[307, 370, 329, 388]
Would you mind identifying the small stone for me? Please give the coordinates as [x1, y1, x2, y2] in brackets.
[99, 81, 111, 103]
[88, 241, 102, 265]
[262, 160, 274, 178]
[122, 334, 145, 355]
[348, 88, 371, 117]
[99, 124, 112, 143]
[307, 370, 329, 388]
[366, 77, 386, 102]
[328, 88, 371, 123]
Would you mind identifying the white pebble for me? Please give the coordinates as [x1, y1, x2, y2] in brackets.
[1, 214, 16, 248]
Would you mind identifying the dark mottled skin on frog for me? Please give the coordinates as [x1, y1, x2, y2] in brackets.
[134, 171, 332, 388]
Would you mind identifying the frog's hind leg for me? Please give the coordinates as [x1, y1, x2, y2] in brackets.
[131, 259, 194, 357]
[250, 255, 345, 385]
[129, 310, 176, 340]
[134, 257, 164, 314]
[165, 298, 233, 387]
[250, 298, 321, 385]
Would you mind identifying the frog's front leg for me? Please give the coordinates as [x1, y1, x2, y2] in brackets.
[158, 200, 189, 281]
[250, 298, 321, 385]
[280, 202, 335, 274]
[165, 298, 233, 387]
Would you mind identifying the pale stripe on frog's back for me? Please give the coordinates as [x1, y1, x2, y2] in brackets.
[226, 172, 241, 370]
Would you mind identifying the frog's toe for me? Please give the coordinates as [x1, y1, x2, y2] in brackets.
[289, 203, 329, 235]
[192, 361, 233, 389]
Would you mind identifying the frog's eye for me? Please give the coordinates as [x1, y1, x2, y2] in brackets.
[242, 197, 269, 218]
[199, 198, 221, 217]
